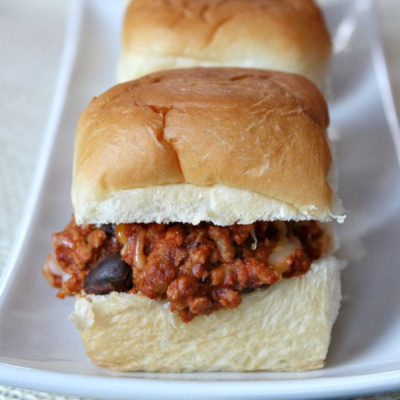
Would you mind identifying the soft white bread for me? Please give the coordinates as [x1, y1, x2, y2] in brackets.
[70, 256, 345, 372]
[117, 0, 331, 87]
[72, 67, 344, 226]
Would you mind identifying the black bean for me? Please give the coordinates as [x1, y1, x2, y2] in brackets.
[84, 253, 133, 295]
[100, 223, 115, 236]
[241, 287, 255, 294]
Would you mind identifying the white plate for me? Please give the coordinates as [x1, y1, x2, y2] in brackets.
[1, 0, 400, 399]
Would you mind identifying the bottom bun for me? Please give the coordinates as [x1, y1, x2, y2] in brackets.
[70, 256, 345, 372]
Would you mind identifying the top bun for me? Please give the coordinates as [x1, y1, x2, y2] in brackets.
[72, 67, 344, 226]
[117, 0, 331, 87]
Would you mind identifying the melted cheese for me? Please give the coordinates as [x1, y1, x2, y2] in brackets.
[269, 239, 300, 277]
[115, 223, 128, 244]
[250, 228, 258, 250]
[133, 226, 147, 271]
[42, 252, 71, 286]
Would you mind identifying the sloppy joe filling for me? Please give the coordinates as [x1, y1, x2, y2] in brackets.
[43, 216, 325, 322]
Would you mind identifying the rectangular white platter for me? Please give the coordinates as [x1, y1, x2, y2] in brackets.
[0, 0, 400, 399]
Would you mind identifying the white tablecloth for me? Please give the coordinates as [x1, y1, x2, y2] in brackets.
[0, 0, 399, 399]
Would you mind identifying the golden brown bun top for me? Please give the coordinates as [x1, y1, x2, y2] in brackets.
[73, 67, 343, 225]
[118, 0, 331, 86]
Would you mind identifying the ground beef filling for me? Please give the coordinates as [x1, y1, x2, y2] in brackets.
[43, 216, 325, 322]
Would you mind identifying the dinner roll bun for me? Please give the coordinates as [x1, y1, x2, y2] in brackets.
[72, 67, 344, 226]
[117, 0, 331, 86]
[71, 256, 345, 372]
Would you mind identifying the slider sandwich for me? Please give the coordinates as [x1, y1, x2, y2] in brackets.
[117, 0, 332, 87]
[43, 67, 345, 372]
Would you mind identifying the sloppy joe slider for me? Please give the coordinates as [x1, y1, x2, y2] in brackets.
[117, 0, 332, 87]
[43, 67, 345, 372]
